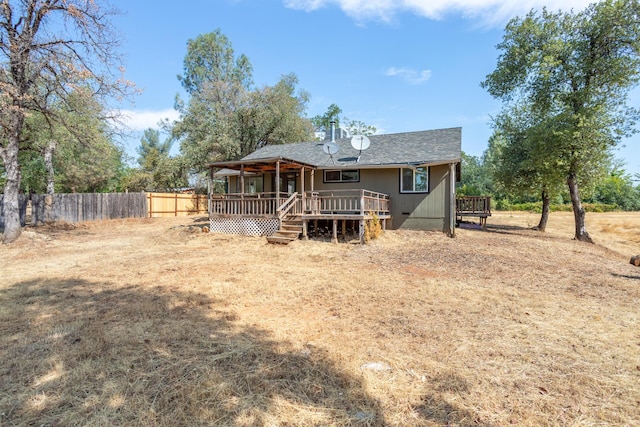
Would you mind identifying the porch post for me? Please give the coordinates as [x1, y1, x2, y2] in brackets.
[310, 169, 315, 192]
[240, 164, 245, 197]
[276, 160, 281, 204]
[449, 162, 456, 238]
[301, 166, 305, 213]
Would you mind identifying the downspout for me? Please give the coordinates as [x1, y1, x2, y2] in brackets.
[449, 162, 456, 237]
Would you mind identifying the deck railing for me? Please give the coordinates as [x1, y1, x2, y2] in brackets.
[456, 196, 491, 215]
[210, 192, 281, 217]
[210, 189, 390, 217]
[303, 189, 390, 215]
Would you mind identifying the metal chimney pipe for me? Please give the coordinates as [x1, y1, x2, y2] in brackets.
[330, 120, 336, 143]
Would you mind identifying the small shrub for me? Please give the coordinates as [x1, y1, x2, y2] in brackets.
[364, 212, 383, 243]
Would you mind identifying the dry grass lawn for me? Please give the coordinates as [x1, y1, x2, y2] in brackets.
[1, 211, 639, 426]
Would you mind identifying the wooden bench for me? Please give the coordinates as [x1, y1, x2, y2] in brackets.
[456, 196, 492, 227]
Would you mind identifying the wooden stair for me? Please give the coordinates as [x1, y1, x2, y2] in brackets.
[267, 217, 303, 245]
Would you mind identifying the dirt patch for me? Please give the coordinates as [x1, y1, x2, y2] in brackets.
[1, 212, 639, 426]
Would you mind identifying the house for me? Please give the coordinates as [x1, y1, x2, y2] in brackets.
[208, 126, 462, 242]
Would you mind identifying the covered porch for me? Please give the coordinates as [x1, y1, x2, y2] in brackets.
[208, 157, 391, 241]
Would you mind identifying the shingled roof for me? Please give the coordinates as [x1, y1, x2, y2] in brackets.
[210, 127, 461, 173]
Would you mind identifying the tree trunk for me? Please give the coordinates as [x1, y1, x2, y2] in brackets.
[43, 140, 57, 224]
[0, 137, 23, 244]
[567, 172, 593, 243]
[44, 139, 56, 195]
[535, 189, 550, 232]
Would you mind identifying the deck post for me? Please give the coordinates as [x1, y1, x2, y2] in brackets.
[314, 219, 318, 237]
[359, 219, 364, 244]
[332, 219, 338, 244]
[302, 219, 308, 240]
[342, 220, 346, 238]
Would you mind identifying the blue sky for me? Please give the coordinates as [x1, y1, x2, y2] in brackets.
[111, 0, 640, 177]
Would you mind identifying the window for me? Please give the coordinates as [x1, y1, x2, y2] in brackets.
[324, 169, 360, 183]
[400, 167, 429, 193]
[241, 176, 263, 194]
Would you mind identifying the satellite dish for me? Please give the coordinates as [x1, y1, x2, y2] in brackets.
[322, 141, 339, 165]
[323, 142, 339, 155]
[351, 135, 370, 162]
[351, 135, 370, 151]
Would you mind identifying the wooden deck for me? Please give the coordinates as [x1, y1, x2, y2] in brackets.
[210, 189, 390, 219]
[209, 189, 391, 242]
[456, 196, 492, 227]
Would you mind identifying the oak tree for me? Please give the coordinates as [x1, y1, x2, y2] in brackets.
[0, 0, 132, 242]
[482, 0, 640, 242]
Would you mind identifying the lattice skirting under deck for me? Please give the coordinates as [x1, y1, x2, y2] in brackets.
[209, 217, 279, 236]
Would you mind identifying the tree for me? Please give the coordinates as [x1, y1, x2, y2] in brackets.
[486, 104, 572, 231]
[457, 151, 494, 197]
[0, 0, 132, 243]
[122, 128, 188, 192]
[588, 164, 640, 210]
[311, 104, 377, 138]
[311, 103, 343, 134]
[344, 119, 377, 137]
[173, 30, 313, 172]
[482, 0, 640, 242]
[137, 128, 173, 170]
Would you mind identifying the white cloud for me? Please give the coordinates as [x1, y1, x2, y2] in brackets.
[283, 0, 595, 26]
[117, 109, 180, 132]
[385, 67, 432, 84]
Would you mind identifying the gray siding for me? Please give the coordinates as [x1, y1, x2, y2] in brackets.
[309, 164, 452, 231]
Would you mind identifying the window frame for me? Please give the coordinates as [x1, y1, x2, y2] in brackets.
[399, 166, 429, 194]
[323, 169, 360, 183]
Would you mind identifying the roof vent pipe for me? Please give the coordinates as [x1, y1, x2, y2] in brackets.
[330, 120, 336, 143]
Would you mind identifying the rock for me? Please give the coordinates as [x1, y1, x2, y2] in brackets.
[630, 255, 640, 267]
[361, 362, 391, 372]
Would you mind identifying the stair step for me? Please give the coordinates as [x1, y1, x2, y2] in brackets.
[267, 235, 296, 245]
[276, 229, 300, 237]
[281, 225, 303, 232]
[282, 221, 303, 228]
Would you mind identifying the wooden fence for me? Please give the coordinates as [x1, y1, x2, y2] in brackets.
[0, 192, 207, 227]
[30, 192, 148, 224]
[147, 192, 208, 217]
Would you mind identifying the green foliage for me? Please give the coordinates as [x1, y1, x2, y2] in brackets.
[311, 104, 342, 133]
[173, 31, 313, 172]
[586, 167, 640, 210]
[482, 0, 640, 239]
[456, 151, 494, 196]
[498, 201, 620, 213]
[137, 129, 173, 170]
[311, 104, 377, 138]
[344, 119, 377, 137]
[7, 92, 128, 194]
[122, 128, 188, 192]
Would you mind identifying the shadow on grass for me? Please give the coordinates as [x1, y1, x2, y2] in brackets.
[415, 372, 491, 427]
[0, 279, 384, 426]
[611, 272, 640, 280]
